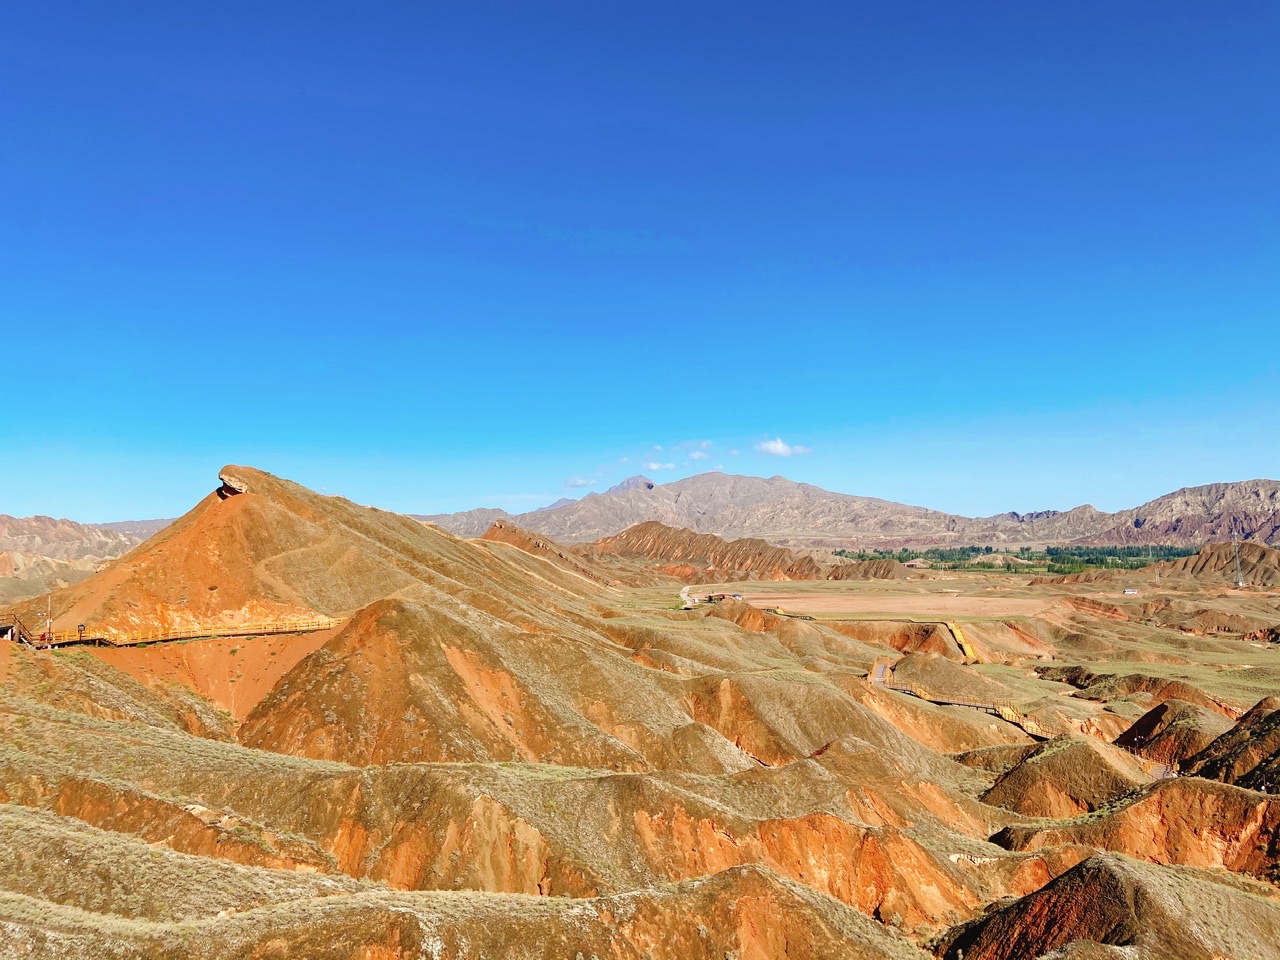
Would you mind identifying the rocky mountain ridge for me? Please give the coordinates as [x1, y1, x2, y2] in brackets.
[0, 514, 142, 562]
[10, 476, 1280, 587]
[421, 473, 1280, 550]
[0, 514, 172, 604]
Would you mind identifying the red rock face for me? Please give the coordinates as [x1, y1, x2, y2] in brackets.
[994, 778, 1280, 881]
[589, 520, 826, 580]
[829, 622, 962, 659]
[937, 853, 1280, 960]
[1115, 699, 1235, 766]
[1182, 696, 1280, 788]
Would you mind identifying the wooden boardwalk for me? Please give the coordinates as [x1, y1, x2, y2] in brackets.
[866, 655, 1177, 778]
[867, 655, 1049, 740]
[0, 612, 339, 650]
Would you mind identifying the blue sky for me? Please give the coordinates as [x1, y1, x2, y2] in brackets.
[2, 2, 1276, 521]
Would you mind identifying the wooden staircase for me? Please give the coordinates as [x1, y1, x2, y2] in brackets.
[0, 612, 35, 645]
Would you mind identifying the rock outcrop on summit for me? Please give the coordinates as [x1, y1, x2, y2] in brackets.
[14, 466, 610, 637]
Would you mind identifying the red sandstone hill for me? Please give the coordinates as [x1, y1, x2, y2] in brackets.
[583, 520, 824, 581]
[578, 520, 907, 583]
[477, 520, 616, 585]
[1115, 698, 1235, 767]
[1159, 540, 1280, 586]
[1181, 696, 1280, 790]
[7, 465, 1280, 959]
[0, 803, 937, 960]
[239, 595, 753, 770]
[936, 853, 1280, 960]
[981, 736, 1152, 819]
[14, 466, 605, 637]
[993, 776, 1280, 883]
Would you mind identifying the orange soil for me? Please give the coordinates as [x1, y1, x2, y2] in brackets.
[91, 627, 336, 721]
[734, 592, 1050, 618]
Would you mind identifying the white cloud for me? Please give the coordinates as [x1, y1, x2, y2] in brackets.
[652, 445, 663, 451]
[689, 450, 709, 460]
[729, 449, 741, 456]
[618, 456, 630, 463]
[700, 440, 713, 448]
[564, 476, 595, 488]
[755, 437, 813, 457]
[645, 461, 675, 471]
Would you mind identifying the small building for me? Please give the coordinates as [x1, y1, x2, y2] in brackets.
[904, 559, 932, 569]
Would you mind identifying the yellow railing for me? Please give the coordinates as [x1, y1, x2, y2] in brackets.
[1117, 743, 1177, 779]
[873, 668, 1050, 739]
[0, 612, 35, 645]
[7, 617, 340, 648]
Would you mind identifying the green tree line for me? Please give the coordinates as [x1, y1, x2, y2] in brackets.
[832, 543, 1197, 574]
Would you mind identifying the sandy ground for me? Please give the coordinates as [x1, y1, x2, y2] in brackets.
[92, 628, 335, 721]
[732, 591, 1051, 618]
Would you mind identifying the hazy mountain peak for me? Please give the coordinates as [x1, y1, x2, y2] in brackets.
[533, 497, 577, 513]
[606, 475, 655, 494]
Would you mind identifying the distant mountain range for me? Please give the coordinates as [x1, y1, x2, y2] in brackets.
[417, 473, 1280, 549]
[4, 474, 1277, 606]
[0, 515, 169, 603]
[0, 515, 143, 562]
